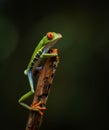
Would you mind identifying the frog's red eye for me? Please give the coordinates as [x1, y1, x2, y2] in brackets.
[47, 32, 54, 39]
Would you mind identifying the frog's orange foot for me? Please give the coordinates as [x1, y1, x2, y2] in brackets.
[31, 101, 46, 115]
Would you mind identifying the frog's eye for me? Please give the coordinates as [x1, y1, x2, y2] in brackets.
[47, 32, 54, 39]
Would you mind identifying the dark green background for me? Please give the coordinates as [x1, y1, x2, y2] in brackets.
[0, 1, 109, 130]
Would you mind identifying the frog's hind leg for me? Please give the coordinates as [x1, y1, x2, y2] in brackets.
[19, 70, 46, 114]
[18, 70, 35, 109]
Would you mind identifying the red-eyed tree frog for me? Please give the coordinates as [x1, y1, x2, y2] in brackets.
[18, 32, 62, 114]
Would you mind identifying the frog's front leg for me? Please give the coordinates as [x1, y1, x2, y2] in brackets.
[40, 53, 58, 58]
[18, 70, 45, 114]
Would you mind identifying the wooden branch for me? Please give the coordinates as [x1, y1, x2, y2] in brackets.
[26, 49, 59, 130]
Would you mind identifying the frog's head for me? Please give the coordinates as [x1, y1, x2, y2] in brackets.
[42, 32, 62, 47]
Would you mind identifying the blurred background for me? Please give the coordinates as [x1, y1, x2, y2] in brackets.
[0, 0, 109, 130]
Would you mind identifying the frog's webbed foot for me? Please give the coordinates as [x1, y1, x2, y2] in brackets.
[30, 101, 46, 115]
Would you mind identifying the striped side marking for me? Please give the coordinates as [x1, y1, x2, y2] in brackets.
[30, 48, 45, 70]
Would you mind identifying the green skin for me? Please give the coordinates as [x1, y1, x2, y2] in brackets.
[18, 32, 62, 112]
